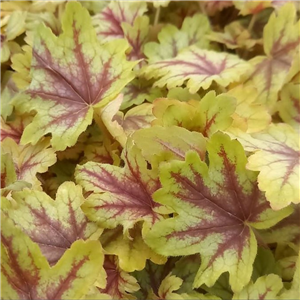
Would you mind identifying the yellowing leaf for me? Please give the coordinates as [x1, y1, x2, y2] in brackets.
[145, 132, 292, 293]
[100, 224, 166, 272]
[100, 256, 140, 300]
[167, 87, 201, 102]
[244, 3, 300, 112]
[1, 137, 57, 190]
[152, 91, 236, 137]
[233, 123, 300, 210]
[232, 274, 283, 299]
[16, 2, 136, 151]
[143, 47, 250, 93]
[76, 142, 164, 232]
[1, 215, 105, 300]
[234, 1, 272, 15]
[227, 85, 271, 133]
[144, 13, 210, 63]
[2, 182, 101, 265]
[93, 1, 147, 41]
[132, 126, 206, 169]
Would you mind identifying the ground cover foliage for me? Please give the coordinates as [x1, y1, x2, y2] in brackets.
[1, 1, 300, 299]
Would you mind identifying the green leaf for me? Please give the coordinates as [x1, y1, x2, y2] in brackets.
[145, 132, 292, 293]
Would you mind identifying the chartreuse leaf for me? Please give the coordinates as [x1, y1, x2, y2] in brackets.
[227, 85, 271, 133]
[93, 1, 147, 41]
[16, 2, 136, 151]
[234, 1, 271, 15]
[278, 82, 300, 131]
[244, 3, 300, 112]
[100, 224, 166, 272]
[152, 91, 236, 137]
[1, 137, 56, 190]
[144, 132, 292, 293]
[143, 46, 249, 93]
[75, 141, 164, 232]
[1, 215, 104, 300]
[167, 87, 201, 102]
[100, 256, 140, 299]
[2, 182, 101, 265]
[1, 71, 17, 121]
[144, 13, 210, 63]
[233, 123, 299, 210]
[132, 126, 206, 169]
[233, 274, 283, 300]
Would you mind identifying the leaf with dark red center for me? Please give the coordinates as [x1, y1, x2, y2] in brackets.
[1, 215, 105, 300]
[233, 123, 300, 210]
[243, 3, 300, 112]
[93, 1, 147, 41]
[2, 182, 102, 266]
[145, 132, 292, 293]
[100, 256, 140, 300]
[75, 140, 164, 232]
[1, 137, 56, 190]
[16, 2, 137, 151]
[142, 46, 250, 93]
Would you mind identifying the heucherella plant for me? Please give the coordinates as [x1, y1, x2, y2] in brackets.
[1, 1, 299, 300]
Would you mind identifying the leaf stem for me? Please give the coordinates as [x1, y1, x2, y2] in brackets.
[154, 6, 161, 26]
[198, 1, 207, 15]
[247, 13, 257, 35]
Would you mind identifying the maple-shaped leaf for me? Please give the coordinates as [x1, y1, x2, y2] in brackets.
[2, 182, 102, 265]
[233, 123, 299, 210]
[142, 46, 250, 93]
[145, 132, 292, 293]
[93, 1, 147, 41]
[1, 215, 105, 300]
[100, 224, 166, 272]
[1, 113, 33, 144]
[122, 16, 149, 62]
[232, 274, 283, 300]
[98, 94, 155, 148]
[278, 82, 300, 131]
[15, 2, 136, 151]
[1, 137, 56, 190]
[207, 21, 259, 50]
[244, 3, 300, 112]
[152, 91, 236, 137]
[121, 78, 164, 110]
[144, 13, 210, 63]
[132, 126, 206, 169]
[99, 256, 140, 300]
[75, 141, 164, 232]
[260, 206, 300, 246]
[227, 85, 271, 133]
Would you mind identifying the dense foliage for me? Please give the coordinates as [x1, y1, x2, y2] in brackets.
[1, 1, 299, 299]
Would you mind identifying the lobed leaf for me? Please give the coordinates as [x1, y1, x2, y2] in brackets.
[145, 132, 292, 292]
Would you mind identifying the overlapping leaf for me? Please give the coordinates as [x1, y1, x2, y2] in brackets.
[16, 2, 137, 151]
[1, 216, 105, 300]
[100, 256, 140, 300]
[93, 1, 147, 41]
[144, 13, 210, 63]
[100, 224, 166, 272]
[143, 46, 250, 93]
[75, 141, 164, 232]
[1, 137, 56, 190]
[244, 3, 300, 111]
[2, 182, 101, 265]
[233, 123, 299, 210]
[145, 133, 292, 293]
